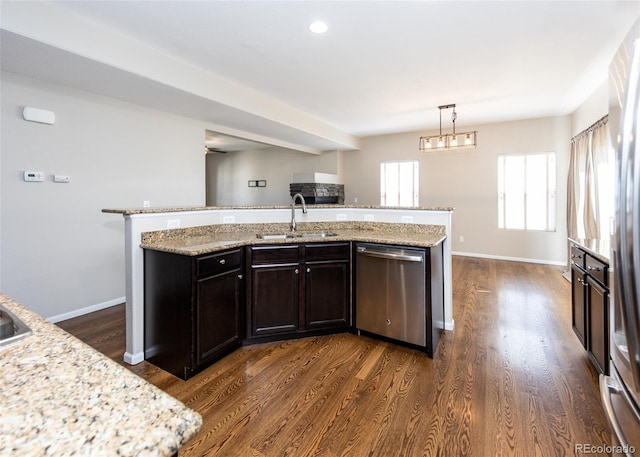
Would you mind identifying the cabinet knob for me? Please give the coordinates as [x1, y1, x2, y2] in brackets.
[238, 274, 243, 280]
[219, 259, 226, 265]
[295, 268, 299, 274]
[307, 267, 311, 273]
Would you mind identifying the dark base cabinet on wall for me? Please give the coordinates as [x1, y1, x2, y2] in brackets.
[144, 248, 243, 380]
[570, 246, 587, 347]
[569, 242, 609, 375]
[245, 242, 351, 344]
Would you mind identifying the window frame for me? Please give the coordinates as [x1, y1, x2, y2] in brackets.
[497, 151, 556, 232]
[380, 160, 419, 207]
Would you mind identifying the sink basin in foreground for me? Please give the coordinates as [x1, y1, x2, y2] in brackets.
[256, 232, 338, 240]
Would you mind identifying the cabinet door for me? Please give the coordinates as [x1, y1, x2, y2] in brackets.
[571, 262, 587, 348]
[587, 276, 609, 375]
[305, 260, 349, 330]
[196, 270, 242, 365]
[250, 264, 300, 336]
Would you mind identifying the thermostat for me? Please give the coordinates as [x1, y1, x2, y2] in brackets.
[23, 171, 44, 182]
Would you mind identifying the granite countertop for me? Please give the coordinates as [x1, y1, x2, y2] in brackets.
[103, 204, 455, 215]
[569, 237, 611, 264]
[140, 221, 447, 256]
[0, 294, 202, 456]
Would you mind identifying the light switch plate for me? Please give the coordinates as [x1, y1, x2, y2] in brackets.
[54, 175, 70, 183]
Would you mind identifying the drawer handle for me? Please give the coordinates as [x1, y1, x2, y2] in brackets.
[588, 266, 601, 272]
[219, 259, 226, 265]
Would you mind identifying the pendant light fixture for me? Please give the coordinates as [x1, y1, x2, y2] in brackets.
[419, 104, 477, 151]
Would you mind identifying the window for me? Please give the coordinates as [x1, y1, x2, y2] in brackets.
[380, 161, 419, 207]
[498, 152, 556, 231]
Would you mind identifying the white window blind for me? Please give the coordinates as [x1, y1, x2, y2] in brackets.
[380, 161, 419, 207]
[498, 152, 556, 231]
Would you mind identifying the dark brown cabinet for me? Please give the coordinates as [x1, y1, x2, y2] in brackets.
[570, 243, 609, 375]
[246, 242, 350, 343]
[571, 260, 587, 347]
[304, 243, 350, 331]
[587, 274, 609, 374]
[144, 248, 243, 379]
[246, 244, 301, 338]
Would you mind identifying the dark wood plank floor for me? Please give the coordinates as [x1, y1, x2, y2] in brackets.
[57, 256, 611, 456]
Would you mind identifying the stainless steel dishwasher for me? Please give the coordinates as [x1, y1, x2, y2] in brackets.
[355, 243, 428, 348]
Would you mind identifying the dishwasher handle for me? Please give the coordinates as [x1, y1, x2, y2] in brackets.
[357, 247, 423, 263]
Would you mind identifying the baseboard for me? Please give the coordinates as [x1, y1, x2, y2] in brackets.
[124, 351, 145, 365]
[46, 297, 125, 323]
[452, 251, 566, 266]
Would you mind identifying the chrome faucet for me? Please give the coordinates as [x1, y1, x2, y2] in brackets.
[290, 193, 307, 232]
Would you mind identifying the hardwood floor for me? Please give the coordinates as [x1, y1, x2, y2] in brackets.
[57, 256, 611, 456]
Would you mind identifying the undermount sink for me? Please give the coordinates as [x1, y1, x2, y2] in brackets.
[0, 304, 32, 346]
[256, 232, 338, 240]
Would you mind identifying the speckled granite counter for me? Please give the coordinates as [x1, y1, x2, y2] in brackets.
[569, 237, 611, 264]
[0, 294, 202, 456]
[141, 221, 447, 256]
[103, 204, 455, 215]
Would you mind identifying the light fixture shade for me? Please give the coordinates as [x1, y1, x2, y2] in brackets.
[419, 131, 477, 151]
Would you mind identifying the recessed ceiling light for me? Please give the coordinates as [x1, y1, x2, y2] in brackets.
[309, 21, 328, 34]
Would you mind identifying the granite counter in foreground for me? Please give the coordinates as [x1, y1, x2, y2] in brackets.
[0, 294, 202, 456]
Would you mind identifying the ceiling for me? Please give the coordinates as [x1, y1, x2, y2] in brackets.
[2, 1, 639, 153]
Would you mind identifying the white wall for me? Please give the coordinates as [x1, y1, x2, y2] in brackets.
[0, 72, 205, 319]
[343, 116, 572, 264]
[206, 147, 341, 206]
[0, 69, 608, 320]
[571, 81, 608, 136]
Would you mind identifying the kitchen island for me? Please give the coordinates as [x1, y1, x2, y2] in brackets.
[0, 293, 202, 456]
[141, 221, 447, 378]
[104, 205, 454, 365]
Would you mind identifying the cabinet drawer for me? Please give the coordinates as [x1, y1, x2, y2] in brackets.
[197, 249, 242, 277]
[250, 245, 300, 265]
[570, 245, 586, 268]
[305, 242, 350, 262]
[585, 255, 608, 286]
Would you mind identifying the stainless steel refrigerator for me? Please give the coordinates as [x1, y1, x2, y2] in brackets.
[600, 17, 640, 457]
